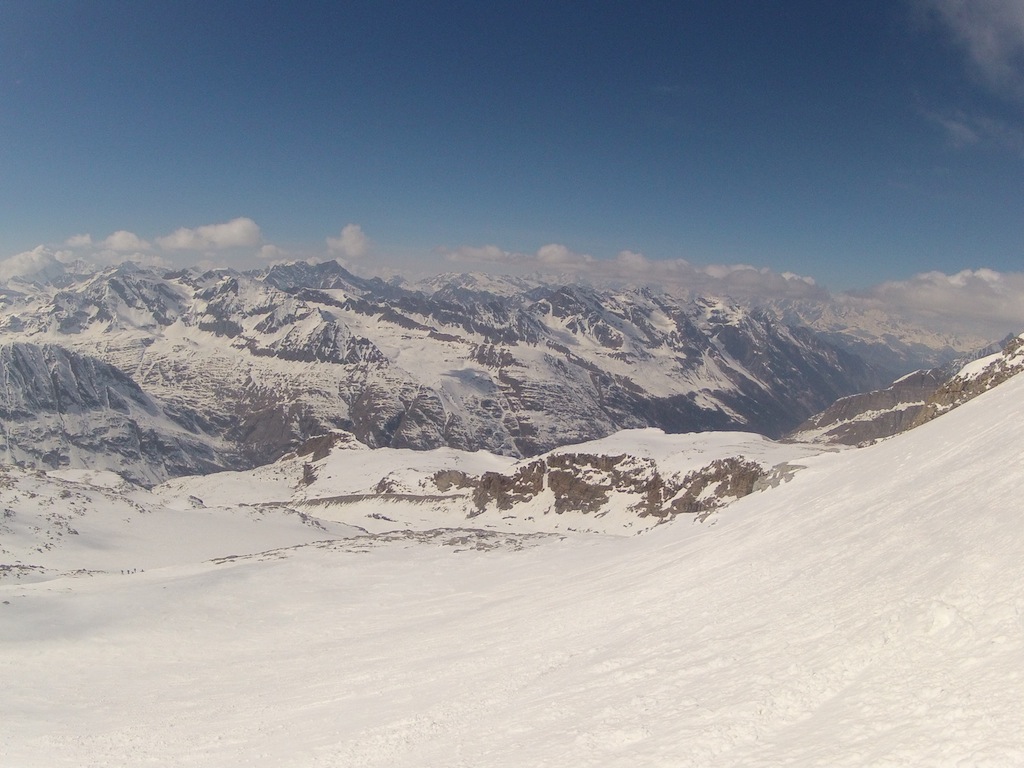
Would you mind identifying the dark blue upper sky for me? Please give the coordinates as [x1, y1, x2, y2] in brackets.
[2, 0, 1024, 290]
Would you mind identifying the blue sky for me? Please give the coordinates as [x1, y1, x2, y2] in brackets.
[2, 0, 1024, 296]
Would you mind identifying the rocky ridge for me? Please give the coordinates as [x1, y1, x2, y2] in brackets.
[790, 332, 1024, 445]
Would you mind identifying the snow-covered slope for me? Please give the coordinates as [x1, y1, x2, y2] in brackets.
[2, 364, 1023, 765]
[0, 467, 360, 583]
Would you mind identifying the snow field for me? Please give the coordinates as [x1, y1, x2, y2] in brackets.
[1, 371, 1023, 765]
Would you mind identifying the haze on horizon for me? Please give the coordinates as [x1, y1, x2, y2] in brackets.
[2, 1, 1024, 338]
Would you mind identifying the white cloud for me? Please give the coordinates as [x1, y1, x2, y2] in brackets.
[434, 244, 1020, 339]
[102, 230, 152, 252]
[932, 112, 981, 146]
[922, 0, 1024, 100]
[157, 217, 262, 250]
[701, 263, 750, 280]
[1, 237, 174, 281]
[0, 246, 73, 282]
[969, 113, 1024, 154]
[438, 243, 594, 269]
[258, 244, 287, 261]
[65, 233, 93, 248]
[928, 108, 1024, 155]
[532, 244, 581, 266]
[442, 244, 517, 264]
[919, 1, 1024, 156]
[616, 250, 651, 271]
[101, 252, 170, 270]
[434, 242, 824, 301]
[854, 268, 1024, 339]
[536, 243, 592, 266]
[326, 224, 370, 259]
[674, 263, 823, 299]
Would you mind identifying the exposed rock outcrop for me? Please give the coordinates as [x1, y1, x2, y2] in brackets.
[434, 451, 767, 522]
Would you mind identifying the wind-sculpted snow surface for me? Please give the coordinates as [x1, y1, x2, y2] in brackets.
[2, 370, 1023, 765]
[0, 260, 884, 471]
[0, 467, 361, 583]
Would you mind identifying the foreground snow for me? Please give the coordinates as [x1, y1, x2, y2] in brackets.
[2, 375, 1024, 765]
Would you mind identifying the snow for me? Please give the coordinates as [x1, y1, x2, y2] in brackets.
[2, 374, 1024, 765]
[957, 332, 1024, 381]
[548, 426, 819, 467]
[150, 428, 825, 537]
[957, 349, 1005, 380]
[156, 439, 517, 509]
[0, 468, 360, 581]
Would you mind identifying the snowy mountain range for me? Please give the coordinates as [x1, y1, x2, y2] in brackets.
[0, 259, 898, 482]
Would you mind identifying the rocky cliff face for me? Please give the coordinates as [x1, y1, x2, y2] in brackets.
[0, 342, 229, 484]
[907, 333, 1024, 428]
[790, 332, 1024, 445]
[788, 369, 946, 445]
[0, 260, 887, 477]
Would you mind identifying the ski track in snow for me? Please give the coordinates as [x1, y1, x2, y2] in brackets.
[2, 376, 1024, 765]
